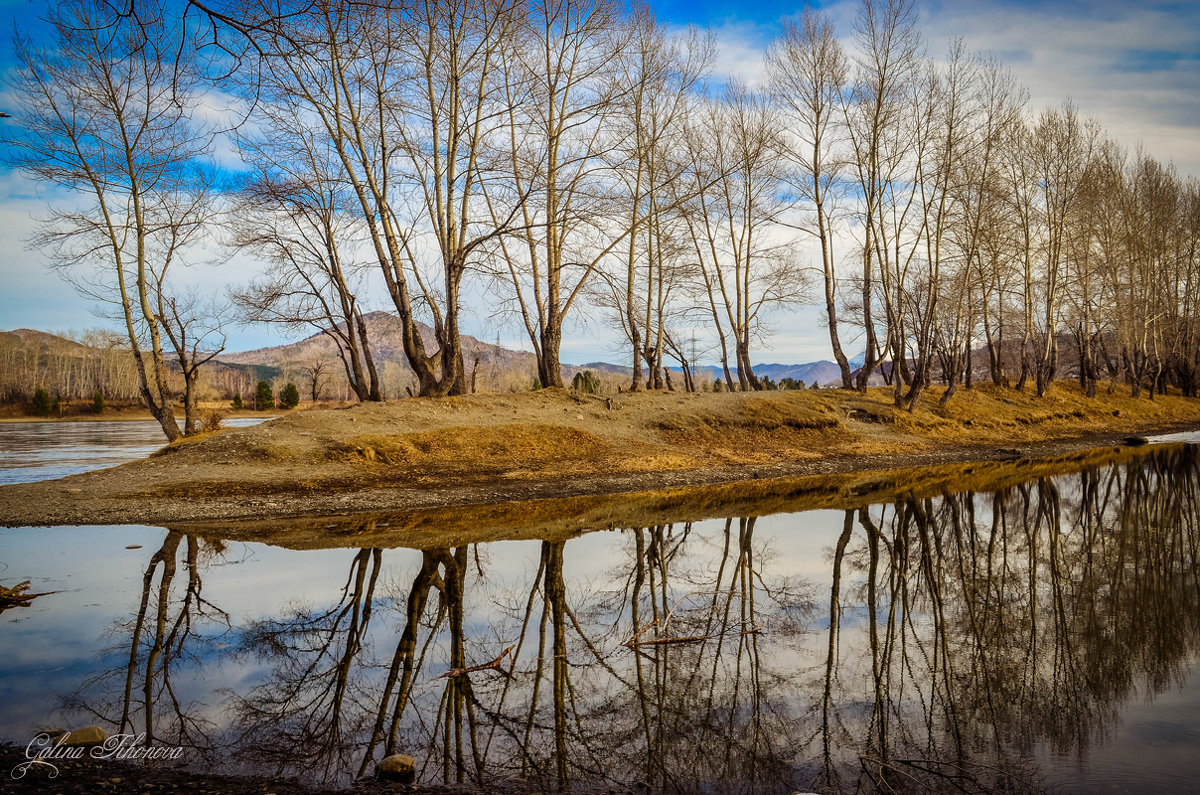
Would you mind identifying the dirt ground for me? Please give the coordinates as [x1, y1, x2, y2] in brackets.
[2, 384, 1198, 535]
[0, 743, 525, 795]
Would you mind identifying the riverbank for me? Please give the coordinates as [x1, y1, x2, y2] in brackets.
[0, 405, 285, 423]
[1, 383, 1198, 529]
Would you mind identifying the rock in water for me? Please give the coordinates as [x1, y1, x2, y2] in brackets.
[58, 726, 108, 746]
[377, 753, 416, 783]
[1123, 435, 1149, 447]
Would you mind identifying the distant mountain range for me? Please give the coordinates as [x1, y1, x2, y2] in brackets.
[221, 311, 534, 372]
[219, 312, 861, 387]
[1, 314, 863, 399]
[686, 361, 842, 387]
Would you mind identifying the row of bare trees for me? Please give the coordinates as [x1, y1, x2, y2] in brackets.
[0, 330, 144, 403]
[4, 1, 228, 437]
[766, 1, 1200, 409]
[5, 0, 1199, 436]
[218, 0, 1199, 406]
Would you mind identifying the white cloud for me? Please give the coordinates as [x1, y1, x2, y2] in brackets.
[698, 0, 1199, 176]
[917, 0, 1200, 174]
[703, 20, 773, 87]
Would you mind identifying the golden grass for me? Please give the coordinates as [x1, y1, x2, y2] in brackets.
[140, 380, 1200, 509]
[338, 424, 616, 473]
[151, 426, 227, 455]
[285, 380, 1200, 484]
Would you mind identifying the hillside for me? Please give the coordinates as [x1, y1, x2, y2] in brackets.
[217, 312, 868, 388]
[1, 316, 1088, 407]
[218, 311, 628, 388]
[1, 328, 91, 352]
[219, 312, 529, 371]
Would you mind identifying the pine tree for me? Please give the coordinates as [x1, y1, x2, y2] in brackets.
[256, 380, 275, 411]
[280, 382, 300, 409]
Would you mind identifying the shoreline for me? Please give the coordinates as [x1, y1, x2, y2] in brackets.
[0, 410, 279, 424]
[165, 430, 1194, 551]
[2, 384, 1198, 533]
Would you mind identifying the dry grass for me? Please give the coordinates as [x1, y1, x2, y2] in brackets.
[338, 424, 615, 474]
[161, 380, 1200, 486]
[12, 380, 1198, 532]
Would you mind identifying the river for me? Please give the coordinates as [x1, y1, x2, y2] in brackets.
[2, 419, 1199, 793]
[0, 417, 272, 485]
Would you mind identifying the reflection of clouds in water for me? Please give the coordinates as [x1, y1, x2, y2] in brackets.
[2, 446, 1200, 790]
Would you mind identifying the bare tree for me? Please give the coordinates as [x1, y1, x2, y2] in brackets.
[1028, 104, 1099, 395]
[6, 0, 222, 440]
[237, 0, 526, 398]
[604, 8, 711, 390]
[768, 8, 854, 389]
[490, 0, 627, 388]
[680, 84, 808, 390]
[898, 41, 977, 411]
[158, 290, 227, 433]
[230, 128, 383, 402]
[841, 0, 923, 393]
[305, 357, 330, 402]
[946, 56, 1026, 395]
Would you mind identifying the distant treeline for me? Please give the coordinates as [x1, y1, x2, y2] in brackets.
[0, 330, 285, 408]
[0, 331, 143, 404]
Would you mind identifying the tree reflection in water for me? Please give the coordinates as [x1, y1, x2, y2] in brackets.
[64, 532, 232, 764]
[63, 446, 1200, 792]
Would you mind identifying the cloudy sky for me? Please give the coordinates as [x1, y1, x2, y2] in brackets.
[1, 0, 1196, 366]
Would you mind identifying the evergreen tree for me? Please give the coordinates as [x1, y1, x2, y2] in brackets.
[280, 382, 300, 409]
[256, 380, 275, 410]
[32, 388, 50, 416]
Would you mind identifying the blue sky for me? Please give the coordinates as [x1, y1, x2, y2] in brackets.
[1, 0, 1197, 364]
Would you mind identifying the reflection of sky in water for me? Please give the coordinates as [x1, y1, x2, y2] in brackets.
[1038, 664, 1200, 793]
[0, 525, 377, 733]
[0, 417, 270, 485]
[0, 517, 831, 746]
[2, 441, 1200, 791]
[1149, 430, 1200, 445]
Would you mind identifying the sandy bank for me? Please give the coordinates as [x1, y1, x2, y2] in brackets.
[1, 384, 1197, 531]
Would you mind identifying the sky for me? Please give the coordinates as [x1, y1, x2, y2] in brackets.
[0, 0, 1197, 367]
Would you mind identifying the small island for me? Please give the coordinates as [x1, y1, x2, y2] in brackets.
[3, 384, 1196, 536]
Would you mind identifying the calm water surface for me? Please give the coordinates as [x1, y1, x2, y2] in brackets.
[1, 425, 1199, 793]
[0, 417, 271, 485]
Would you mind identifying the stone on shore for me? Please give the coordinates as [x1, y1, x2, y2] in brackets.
[57, 726, 108, 746]
[376, 753, 416, 783]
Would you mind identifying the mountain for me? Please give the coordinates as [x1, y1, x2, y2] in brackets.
[220, 311, 539, 374]
[221, 316, 873, 388]
[682, 360, 847, 387]
[755, 361, 848, 386]
[1, 328, 92, 353]
[218, 312, 614, 388]
[2, 316, 887, 400]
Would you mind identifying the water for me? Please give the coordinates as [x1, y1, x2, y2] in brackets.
[2, 425, 1199, 793]
[0, 417, 271, 485]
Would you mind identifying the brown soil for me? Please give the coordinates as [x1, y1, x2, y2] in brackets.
[2, 384, 1198, 537]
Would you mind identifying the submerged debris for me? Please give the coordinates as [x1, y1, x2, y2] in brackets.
[0, 580, 56, 614]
